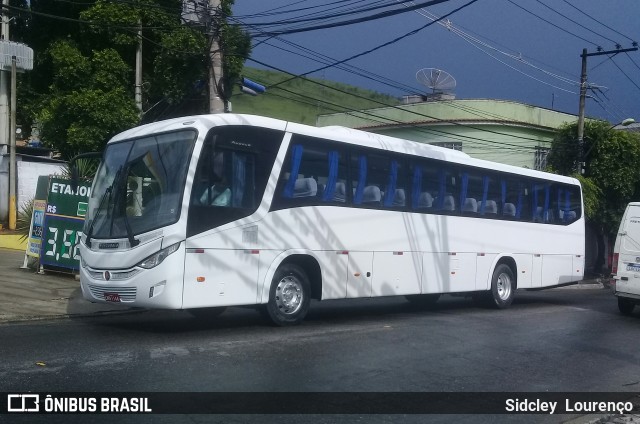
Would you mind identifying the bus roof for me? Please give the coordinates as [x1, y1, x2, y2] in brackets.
[109, 113, 579, 186]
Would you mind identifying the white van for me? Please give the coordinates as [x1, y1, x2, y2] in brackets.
[611, 202, 640, 314]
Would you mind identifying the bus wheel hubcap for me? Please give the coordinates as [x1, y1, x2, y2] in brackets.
[496, 273, 512, 300]
[275, 276, 303, 315]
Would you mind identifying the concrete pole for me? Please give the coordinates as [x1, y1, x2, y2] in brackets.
[135, 19, 143, 117]
[577, 48, 587, 174]
[8, 56, 15, 229]
[0, 0, 10, 151]
[208, 0, 224, 113]
[1, 0, 10, 227]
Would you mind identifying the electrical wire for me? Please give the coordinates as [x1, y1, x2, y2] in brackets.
[251, 0, 455, 37]
[534, 0, 620, 47]
[609, 56, 640, 93]
[235, 16, 529, 125]
[503, 0, 600, 48]
[561, 0, 637, 44]
[247, 56, 561, 145]
[400, 1, 581, 88]
[262, 0, 479, 92]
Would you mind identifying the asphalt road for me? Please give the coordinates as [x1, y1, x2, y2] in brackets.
[1, 287, 639, 424]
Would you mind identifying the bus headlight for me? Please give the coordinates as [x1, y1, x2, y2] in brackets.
[137, 242, 181, 269]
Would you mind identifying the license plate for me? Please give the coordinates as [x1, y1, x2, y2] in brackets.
[104, 293, 121, 302]
[626, 264, 640, 272]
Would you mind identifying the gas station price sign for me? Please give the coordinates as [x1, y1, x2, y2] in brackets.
[40, 177, 92, 270]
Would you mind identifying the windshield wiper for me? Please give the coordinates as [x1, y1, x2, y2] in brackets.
[85, 163, 141, 249]
[85, 165, 122, 249]
[117, 161, 142, 248]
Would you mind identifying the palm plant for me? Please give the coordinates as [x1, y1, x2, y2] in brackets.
[16, 197, 35, 242]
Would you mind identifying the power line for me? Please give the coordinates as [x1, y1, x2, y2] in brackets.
[247, 56, 561, 145]
[534, 0, 620, 47]
[251, 0, 456, 37]
[243, 0, 392, 28]
[260, 0, 479, 92]
[609, 56, 640, 93]
[561, 0, 637, 44]
[270, 83, 543, 153]
[626, 52, 640, 72]
[236, 15, 529, 125]
[403, 4, 578, 95]
[503, 0, 600, 48]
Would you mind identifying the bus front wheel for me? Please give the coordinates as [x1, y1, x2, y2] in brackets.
[484, 263, 515, 309]
[265, 264, 311, 326]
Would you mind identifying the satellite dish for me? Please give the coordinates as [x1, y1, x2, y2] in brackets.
[416, 68, 456, 93]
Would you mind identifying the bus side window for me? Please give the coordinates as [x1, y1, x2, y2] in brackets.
[319, 149, 347, 204]
[410, 162, 438, 211]
[276, 136, 348, 208]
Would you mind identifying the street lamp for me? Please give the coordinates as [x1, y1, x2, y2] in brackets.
[609, 118, 636, 130]
[581, 118, 637, 174]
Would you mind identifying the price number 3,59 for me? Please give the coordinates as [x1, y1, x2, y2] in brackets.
[44, 227, 83, 262]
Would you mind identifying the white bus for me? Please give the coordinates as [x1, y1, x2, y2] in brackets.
[78, 114, 584, 325]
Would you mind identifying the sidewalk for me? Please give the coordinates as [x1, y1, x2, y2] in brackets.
[0, 247, 134, 323]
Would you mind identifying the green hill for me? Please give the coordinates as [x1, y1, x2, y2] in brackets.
[228, 67, 400, 126]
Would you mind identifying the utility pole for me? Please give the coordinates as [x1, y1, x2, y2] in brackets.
[0, 0, 9, 151]
[576, 45, 638, 173]
[576, 48, 587, 172]
[1, 0, 12, 229]
[135, 19, 143, 117]
[9, 56, 15, 230]
[208, 0, 224, 113]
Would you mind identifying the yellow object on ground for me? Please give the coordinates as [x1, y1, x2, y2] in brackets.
[0, 233, 27, 251]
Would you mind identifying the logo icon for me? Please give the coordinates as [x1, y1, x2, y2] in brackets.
[7, 394, 40, 412]
[104, 271, 111, 281]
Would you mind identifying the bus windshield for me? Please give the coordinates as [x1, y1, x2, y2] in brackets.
[85, 130, 197, 240]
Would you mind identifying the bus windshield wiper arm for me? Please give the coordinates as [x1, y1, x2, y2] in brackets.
[85, 166, 122, 248]
[116, 162, 141, 248]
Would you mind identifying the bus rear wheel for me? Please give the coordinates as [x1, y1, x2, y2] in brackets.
[265, 264, 311, 326]
[618, 297, 635, 315]
[483, 263, 515, 309]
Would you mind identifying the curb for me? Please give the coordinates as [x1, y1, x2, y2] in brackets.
[0, 307, 146, 325]
[0, 234, 27, 251]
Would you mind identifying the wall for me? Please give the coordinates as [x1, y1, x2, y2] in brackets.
[0, 155, 65, 223]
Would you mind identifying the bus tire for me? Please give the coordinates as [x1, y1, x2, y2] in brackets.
[405, 294, 440, 307]
[265, 264, 311, 326]
[618, 297, 635, 315]
[485, 263, 515, 309]
[189, 307, 227, 320]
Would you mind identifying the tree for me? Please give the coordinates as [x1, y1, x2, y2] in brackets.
[547, 120, 640, 273]
[79, 0, 251, 121]
[36, 41, 140, 159]
[10, 0, 251, 157]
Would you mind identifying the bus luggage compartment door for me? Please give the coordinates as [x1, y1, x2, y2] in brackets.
[346, 252, 372, 298]
[371, 251, 421, 297]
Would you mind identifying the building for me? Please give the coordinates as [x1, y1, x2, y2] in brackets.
[317, 99, 578, 170]
[0, 143, 65, 225]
